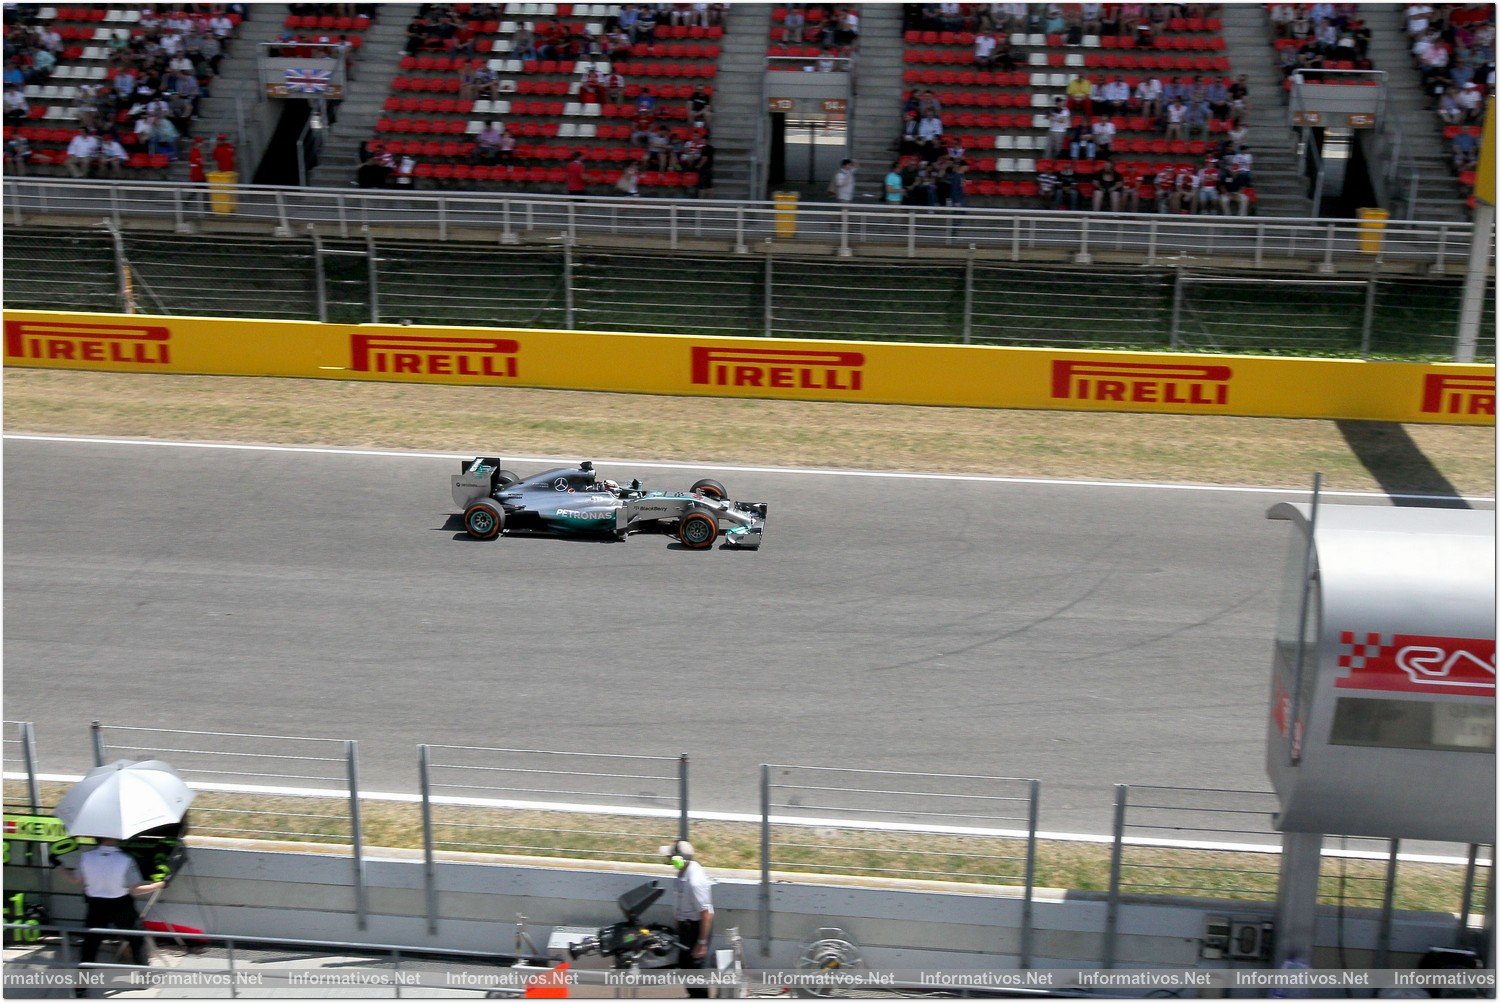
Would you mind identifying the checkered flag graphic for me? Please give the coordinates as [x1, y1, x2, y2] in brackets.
[1338, 631, 1387, 670]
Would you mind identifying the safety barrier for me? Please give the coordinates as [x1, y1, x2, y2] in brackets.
[758, 765, 1040, 964]
[4, 719, 1493, 971]
[88, 722, 369, 930]
[2, 309, 1493, 425]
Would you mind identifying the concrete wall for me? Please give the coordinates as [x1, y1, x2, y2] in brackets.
[8, 842, 1465, 972]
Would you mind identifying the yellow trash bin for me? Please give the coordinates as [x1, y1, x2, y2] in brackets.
[207, 170, 238, 214]
[1357, 207, 1389, 254]
[773, 190, 798, 237]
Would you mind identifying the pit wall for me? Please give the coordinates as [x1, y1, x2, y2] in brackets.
[2, 310, 1494, 426]
[3, 844, 1460, 972]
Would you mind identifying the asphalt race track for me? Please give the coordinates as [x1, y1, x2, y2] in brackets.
[5, 435, 1484, 834]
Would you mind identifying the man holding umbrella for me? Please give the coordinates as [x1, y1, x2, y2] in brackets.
[53, 759, 195, 986]
[61, 838, 165, 975]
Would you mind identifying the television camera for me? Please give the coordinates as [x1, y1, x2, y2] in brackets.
[565, 881, 682, 969]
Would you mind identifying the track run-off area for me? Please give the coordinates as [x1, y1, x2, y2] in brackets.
[5, 434, 1494, 835]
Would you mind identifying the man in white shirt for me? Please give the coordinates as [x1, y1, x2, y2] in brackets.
[63, 838, 165, 970]
[828, 158, 857, 203]
[659, 840, 713, 999]
[1046, 97, 1071, 159]
[974, 30, 997, 68]
[66, 131, 100, 177]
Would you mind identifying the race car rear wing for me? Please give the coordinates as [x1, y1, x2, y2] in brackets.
[452, 456, 504, 509]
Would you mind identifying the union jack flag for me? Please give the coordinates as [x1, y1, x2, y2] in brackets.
[284, 68, 332, 93]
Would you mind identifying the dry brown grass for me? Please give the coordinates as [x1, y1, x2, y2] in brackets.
[4, 369, 1494, 493]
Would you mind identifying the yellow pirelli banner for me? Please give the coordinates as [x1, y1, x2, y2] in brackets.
[3, 310, 1494, 425]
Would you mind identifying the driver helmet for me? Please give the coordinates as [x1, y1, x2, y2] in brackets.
[603, 479, 619, 492]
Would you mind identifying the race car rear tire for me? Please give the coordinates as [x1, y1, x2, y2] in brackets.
[677, 512, 719, 550]
[690, 478, 727, 500]
[463, 500, 505, 540]
[496, 469, 521, 488]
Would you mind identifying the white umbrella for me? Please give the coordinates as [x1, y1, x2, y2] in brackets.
[54, 760, 196, 839]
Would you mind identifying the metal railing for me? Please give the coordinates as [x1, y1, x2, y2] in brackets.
[4, 225, 1491, 359]
[417, 745, 687, 934]
[2, 178, 1479, 270]
[758, 764, 1040, 964]
[89, 722, 369, 929]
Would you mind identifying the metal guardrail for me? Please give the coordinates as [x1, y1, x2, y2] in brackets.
[88, 722, 369, 930]
[2, 177, 1477, 270]
[758, 764, 1040, 965]
[417, 745, 687, 934]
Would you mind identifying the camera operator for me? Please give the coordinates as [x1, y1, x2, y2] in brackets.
[658, 840, 713, 998]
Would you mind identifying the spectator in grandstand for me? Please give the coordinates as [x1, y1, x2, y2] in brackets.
[167, 90, 195, 139]
[781, 6, 806, 43]
[1169, 161, 1198, 214]
[1185, 94, 1211, 140]
[1456, 81, 1485, 123]
[828, 158, 858, 203]
[97, 133, 129, 179]
[1091, 116, 1116, 159]
[906, 163, 938, 206]
[1196, 157, 1223, 214]
[1222, 159, 1253, 216]
[1067, 120, 1095, 160]
[1099, 76, 1131, 116]
[1119, 3, 1144, 38]
[5, 133, 31, 174]
[65, 130, 100, 177]
[916, 109, 944, 158]
[631, 109, 656, 148]
[694, 137, 715, 198]
[1046, 97, 1071, 159]
[474, 121, 505, 164]
[1205, 77, 1230, 121]
[1092, 162, 1124, 212]
[1065, 74, 1092, 117]
[688, 85, 712, 129]
[615, 161, 641, 196]
[1164, 96, 1187, 139]
[1135, 75, 1163, 122]
[138, 113, 180, 159]
[1270, 3, 1296, 38]
[1452, 129, 1480, 171]
[565, 149, 588, 196]
[1036, 162, 1060, 208]
[837, 8, 860, 46]
[2, 83, 26, 122]
[635, 5, 660, 43]
[1053, 161, 1080, 210]
[973, 28, 999, 70]
[816, 46, 839, 72]
[646, 124, 675, 171]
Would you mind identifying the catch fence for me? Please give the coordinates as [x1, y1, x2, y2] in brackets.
[2, 178, 1481, 272]
[4, 721, 1492, 968]
[3, 227, 1492, 360]
[758, 764, 1040, 965]
[88, 722, 369, 929]
[417, 745, 687, 935]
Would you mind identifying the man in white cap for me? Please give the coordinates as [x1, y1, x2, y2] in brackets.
[658, 839, 713, 997]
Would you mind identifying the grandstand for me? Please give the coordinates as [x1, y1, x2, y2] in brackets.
[1, 2, 1489, 222]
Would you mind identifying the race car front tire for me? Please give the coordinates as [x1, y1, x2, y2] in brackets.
[677, 512, 719, 549]
[690, 478, 727, 500]
[463, 500, 505, 540]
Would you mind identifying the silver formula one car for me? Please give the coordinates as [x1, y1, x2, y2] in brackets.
[451, 458, 766, 550]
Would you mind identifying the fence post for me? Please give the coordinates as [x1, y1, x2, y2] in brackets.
[20, 723, 41, 813]
[563, 239, 575, 329]
[1074, 215, 1092, 264]
[419, 745, 438, 936]
[1374, 838, 1399, 968]
[501, 199, 518, 244]
[838, 206, 851, 258]
[364, 230, 380, 324]
[677, 755, 690, 843]
[1169, 269, 1184, 350]
[1360, 267, 1379, 358]
[106, 222, 132, 314]
[734, 205, 748, 254]
[9, 180, 21, 225]
[1319, 223, 1336, 274]
[669, 202, 679, 250]
[1458, 844, 1480, 946]
[1020, 779, 1039, 969]
[346, 740, 368, 931]
[90, 721, 105, 768]
[763, 244, 774, 338]
[962, 245, 975, 345]
[309, 226, 328, 324]
[1103, 784, 1127, 969]
[759, 764, 772, 958]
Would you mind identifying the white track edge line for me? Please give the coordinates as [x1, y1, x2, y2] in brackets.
[9, 773, 1483, 866]
[6, 434, 1491, 502]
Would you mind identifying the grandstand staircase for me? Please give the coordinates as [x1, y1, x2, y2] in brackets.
[1358, 6, 1468, 223]
[706, 4, 771, 200]
[172, 8, 294, 181]
[309, 4, 421, 187]
[1217, 4, 1314, 218]
[847, 4, 904, 196]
